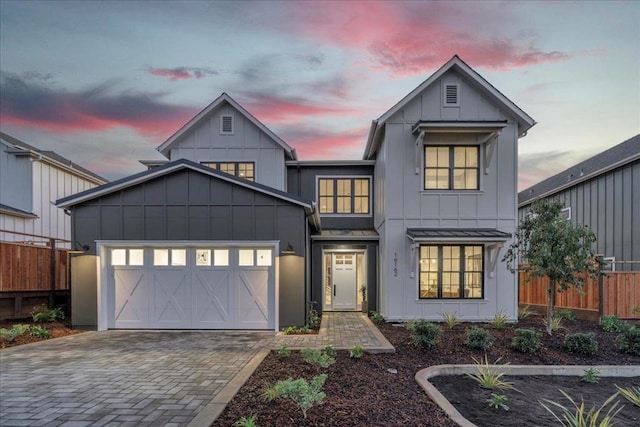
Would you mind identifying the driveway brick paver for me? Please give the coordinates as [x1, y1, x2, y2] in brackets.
[0, 330, 272, 426]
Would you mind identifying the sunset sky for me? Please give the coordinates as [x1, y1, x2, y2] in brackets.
[1, 0, 638, 190]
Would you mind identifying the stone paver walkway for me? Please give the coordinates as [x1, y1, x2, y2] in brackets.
[0, 330, 272, 427]
[272, 312, 394, 353]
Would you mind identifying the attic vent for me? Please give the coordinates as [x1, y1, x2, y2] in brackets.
[444, 84, 459, 106]
[221, 115, 234, 134]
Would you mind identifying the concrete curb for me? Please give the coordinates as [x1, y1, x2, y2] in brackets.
[188, 347, 271, 427]
[361, 314, 395, 353]
[415, 364, 640, 427]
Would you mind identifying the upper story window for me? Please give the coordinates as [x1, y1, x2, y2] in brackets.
[202, 162, 255, 182]
[318, 177, 370, 215]
[220, 115, 234, 134]
[424, 146, 479, 190]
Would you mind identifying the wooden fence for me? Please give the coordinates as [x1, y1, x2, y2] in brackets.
[1, 240, 70, 319]
[519, 269, 640, 319]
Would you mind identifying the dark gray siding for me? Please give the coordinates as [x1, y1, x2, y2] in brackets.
[72, 168, 308, 326]
[310, 241, 378, 316]
[519, 159, 640, 271]
[287, 164, 375, 230]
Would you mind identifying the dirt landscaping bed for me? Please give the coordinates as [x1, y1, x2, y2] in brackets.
[214, 315, 640, 426]
[0, 318, 80, 349]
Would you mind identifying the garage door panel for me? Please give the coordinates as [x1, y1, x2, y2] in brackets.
[193, 268, 232, 328]
[114, 268, 148, 328]
[235, 269, 269, 328]
[152, 269, 191, 328]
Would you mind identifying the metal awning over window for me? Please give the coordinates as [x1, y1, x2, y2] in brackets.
[411, 120, 508, 135]
[406, 228, 511, 243]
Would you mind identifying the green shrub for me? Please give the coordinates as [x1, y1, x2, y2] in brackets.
[581, 368, 601, 384]
[276, 344, 291, 356]
[510, 328, 541, 354]
[564, 333, 598, 355]
[442, 312, 460, 329]
[282, 325, 312, 335]
[541, 390, 622, 427]
[322, 345, 337, 358]
[262, 384, 279, 403]
[274, 374, 327, 418]
[465, 326, 493, 351]
[29, 325, 51, 339]
[466, 355, 514, 390]
[349, 345, 364, 359]
[600, 315, 626, 333]
[617, 325, 640, 356]
[31, 306, 65, 323]
[301, 348, 335, 368]
[553, 308, 576, 321]
[233, 415, 257, 427]
[308, 309, 320, 329]
[369, 311, 384, 323]
[0, 324, 31, 342]
[408, 320, 443, 349]
[542, 316, 564, 332]
[487, 393, 509, 411]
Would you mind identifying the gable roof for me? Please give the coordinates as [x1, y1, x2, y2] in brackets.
[519, 134, 640, 206]
[156, 93, 297, 160]
[55, 158, 320, 230]
[0, 132, 106, 184]
[363, 55, 536, 159]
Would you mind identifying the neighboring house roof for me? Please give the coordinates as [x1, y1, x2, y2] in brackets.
[518, 134, 640, 207]
[156, 93, 297, 160]
[363, 55, 536, 160]
[0, 132, 106, 184]
[55, 159, 320, 230]
[0, 203, 38, 219]
[406, 228, 512, 242]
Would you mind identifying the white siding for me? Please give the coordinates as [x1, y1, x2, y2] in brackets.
[168, 103, 287, 190]
[0, 161, 99, 247]
[376, 68, 520, 321]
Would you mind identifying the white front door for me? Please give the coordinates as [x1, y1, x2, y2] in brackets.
[332, 253, 357, 310]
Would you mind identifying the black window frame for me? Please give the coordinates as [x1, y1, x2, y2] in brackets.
[418, 244, 484, 299]
[424, 145, 480, 190]
[317, 177, 371, 215]
[201, 161, 255, 182]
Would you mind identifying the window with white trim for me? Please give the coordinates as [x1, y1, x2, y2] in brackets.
[201, 162, 255, 181]
[318, 177, 370, 214]
[419, 245, 483, 299]
[560, 207, 571, 220]
[424, 146, 479, 190]
[220, 115, 234, 134]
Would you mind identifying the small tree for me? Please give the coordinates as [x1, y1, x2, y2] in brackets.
[503, 199, 602, 335]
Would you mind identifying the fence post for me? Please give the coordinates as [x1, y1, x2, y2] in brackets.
[597, 265, 604, 318]
[49, 238, 56, 309]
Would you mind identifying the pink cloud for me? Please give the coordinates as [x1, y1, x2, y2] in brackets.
[147, 66, 218, 81]
[241, 92, 354, 122]
[283, 1, 574, 76]
[281, 126, 370, 159]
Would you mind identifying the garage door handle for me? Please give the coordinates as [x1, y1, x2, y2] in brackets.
[333, 285, 336, 296]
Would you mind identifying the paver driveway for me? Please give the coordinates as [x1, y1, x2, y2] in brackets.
[0, 330, 273, 426]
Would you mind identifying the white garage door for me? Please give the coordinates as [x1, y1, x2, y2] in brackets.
[108, 246, 275, 329]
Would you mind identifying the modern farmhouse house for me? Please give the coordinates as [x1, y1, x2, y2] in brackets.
[57, 56, 536, 330]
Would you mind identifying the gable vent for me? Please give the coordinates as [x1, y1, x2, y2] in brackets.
[221, 115, 234, 134]
[444, 84, 459, 106]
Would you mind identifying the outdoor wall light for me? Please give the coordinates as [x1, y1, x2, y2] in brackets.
[281, 242, 296, 255]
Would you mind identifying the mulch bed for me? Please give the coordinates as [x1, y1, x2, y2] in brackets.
[0, 319, 80, 349]
[214, 316, 640, 426]
[432, 375, 640, 427]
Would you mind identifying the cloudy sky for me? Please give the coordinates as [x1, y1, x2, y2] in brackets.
[1, 0, 638, 190]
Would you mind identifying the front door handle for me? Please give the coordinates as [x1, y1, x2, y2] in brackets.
[333, 285, 336, 296]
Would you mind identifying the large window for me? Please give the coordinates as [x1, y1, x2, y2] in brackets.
[419, 245, 483, 299]
[424, 146, 479, 190]
[202, 162, 254, 181]
[318, 177, 370, 214]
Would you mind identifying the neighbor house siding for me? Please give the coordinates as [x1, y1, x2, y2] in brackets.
[168, 103, 287, 190]
[519, 158, 640, 271]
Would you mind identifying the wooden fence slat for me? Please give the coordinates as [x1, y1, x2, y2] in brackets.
[0, 242, 69, 292]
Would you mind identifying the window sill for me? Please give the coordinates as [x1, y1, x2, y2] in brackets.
[420, 190, 484, 195]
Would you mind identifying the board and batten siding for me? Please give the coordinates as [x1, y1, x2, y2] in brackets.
[0, 159, 99, 247]
[376, 68, 521, 321]
[168, 103, 287, 191]
[519, 158, 640, 271]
